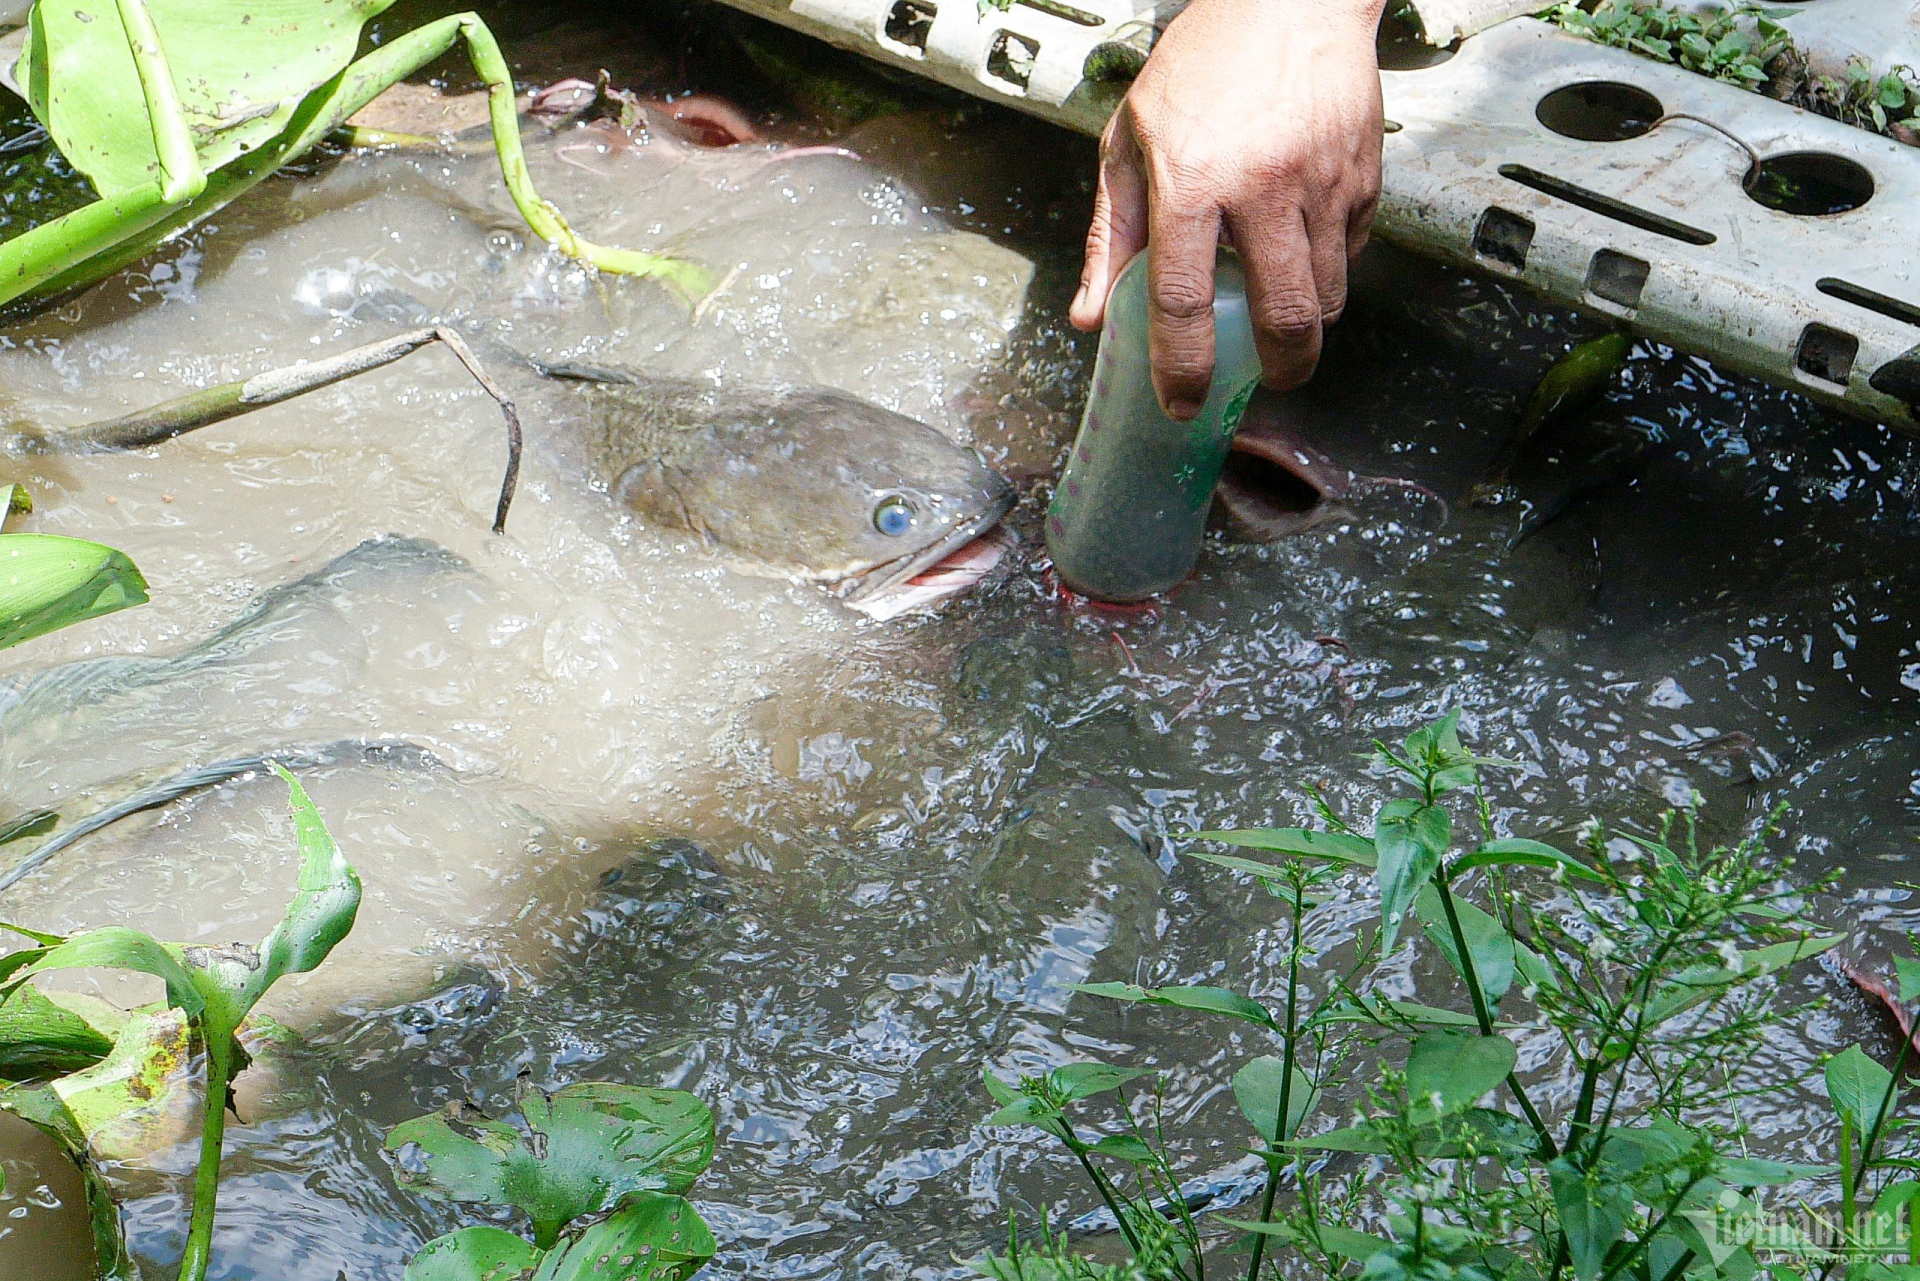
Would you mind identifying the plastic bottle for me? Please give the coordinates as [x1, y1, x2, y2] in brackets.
[1045, 248, 1262, 602]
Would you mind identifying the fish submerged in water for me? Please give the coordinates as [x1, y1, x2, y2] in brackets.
[545, 361, 1017, 618]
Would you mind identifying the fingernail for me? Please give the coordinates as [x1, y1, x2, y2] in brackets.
[1166, 398, 1201, 421]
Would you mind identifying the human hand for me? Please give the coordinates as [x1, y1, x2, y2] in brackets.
[1070, 0, 1387, 418]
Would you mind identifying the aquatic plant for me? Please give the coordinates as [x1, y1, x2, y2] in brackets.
[971, 710, 1920, 1281]
[0, 484, 147, 649]
[0, 765, 359, 1281]
[0, 0, 708, 314]
[390, 1081, 720, 1280]
[1544, 1, 1920, 142]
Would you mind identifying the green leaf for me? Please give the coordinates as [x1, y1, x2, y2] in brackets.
[1827, 1045, 1896, 1135]
[981, 1066, 1019, 1108]
[1088, 1133, 1156, 1163]
[1047, 1062, 1148, 1103]
[1643, 934, 1845, 1026]
[1220, 1217, 1393, 1261]
[1312, 997, 1484, 1029]
[0, 811, 57, 848]
[385, 1084, 718, 1229]
[0, 982, 113, 1079]
[1233, 1055, 1318, 1143]
[1373, 799, 1451, 954]
[1187, 828, 1377, 867]
[1405, 1031, 1517, 1122]
[17, 0, 398, 199]
[188, 764, 361, 1034]
[1451, 838, 1601, 881]
[1069, 981, 1276, 1029]
[1416, 886, 1516, 1002]
[0, 534, 148, 650]
[1550, 1155, 1633, 1281]
[1719, 1156, 1832, 1186]
[986, 1095, 1063, 1130]
[1895, 956, 1920, 1005]
[49, 1006, 194, 1161]
[0, 926, 203, 1017]
[1292, 1123, 1394, 1154]
[531, 1193, 715, 1281]
[0, 1085, 137, 1279]
[406, 1227, 543, 1281]
[0, 484, 28, 528]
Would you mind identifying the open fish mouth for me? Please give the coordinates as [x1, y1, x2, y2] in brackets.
[841, 491, 1017, 619]
[1210, 416, 1352, 543]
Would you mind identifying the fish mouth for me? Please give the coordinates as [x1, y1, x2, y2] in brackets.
[841, 489, 1017, 615]
[1210, 418, 1349, 543]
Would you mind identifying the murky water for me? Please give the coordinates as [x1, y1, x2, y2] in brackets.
[4, 3, 1920, 1277]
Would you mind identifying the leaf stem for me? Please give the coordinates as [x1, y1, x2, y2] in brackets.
[1435, 877, 1556, 1157]
[176, 1032, 233, 1281]
[1246, 875, 1307, 1281]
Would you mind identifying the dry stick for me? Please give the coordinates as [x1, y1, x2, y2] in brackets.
[49, 327, 522, 534]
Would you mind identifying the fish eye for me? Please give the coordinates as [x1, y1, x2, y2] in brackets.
[874, 497, 916, 536]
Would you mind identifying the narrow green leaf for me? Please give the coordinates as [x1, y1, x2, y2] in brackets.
[2, 927, 202, 1017]
[1087, 1133, 1155, 1163]
[1187, 828, 1377, 867]
[405, 1226, 542, 1281]
[0, 811, 57, 848]
[0, 534, 148, 650]
[1373, 799, 1451, 954]
[1416, 885, 1516, 1002]
[1070, 981, 1276, 1029]
[1550, 1155, 1633, 1280]
[0, 982, 114, 1079]
[1451, 838, 1601, 881]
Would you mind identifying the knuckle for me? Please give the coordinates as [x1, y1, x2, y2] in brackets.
[1151, 269, 1216, 321]
[1253, 291, 1322, 339]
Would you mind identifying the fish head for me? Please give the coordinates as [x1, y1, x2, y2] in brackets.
[623, 384, 1015, 613]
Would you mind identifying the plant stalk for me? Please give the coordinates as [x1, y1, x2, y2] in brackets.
[1245, 877, 1307, 1281]
[176, 1033, 233, 1281]
[1435, 877, 1556, 1157]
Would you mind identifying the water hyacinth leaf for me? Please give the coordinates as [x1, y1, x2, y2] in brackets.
[190, 764, 361, 1034]
[1372, 798, 1451, 954]
[1046, 1062, 1147, 1102]
[0, 533, 149, 649]
[1187, 828, 1377, 867]
[1416, 885, 1516, 1002]
[0, 982, 113, 1079]
[17, 0, 399, 199]
[1550, 1156, 1634, 1281]
[1827, 1045, 1895, 1134]
[385, 1084, 718, 1232]
[1451, 837, 1601, 881]
[404, 1226, 543, 1281]
[1232, 1055, 1318, 1142]
[1405, 1031, 1517, 1122]
[1071, 981, 1276, 1029]
[50, 1005, 194, 1160]
[0, 925, 203, 1016]
[532, 1192, 715, 1281]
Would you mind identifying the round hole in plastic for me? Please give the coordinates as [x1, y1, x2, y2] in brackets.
[1376, 7, 1456, 70]
[1747, 151, 1875, 215]
[1535, 82, 1665, 142]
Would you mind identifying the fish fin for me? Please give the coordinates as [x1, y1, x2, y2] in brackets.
[535, 360, 642, 386]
